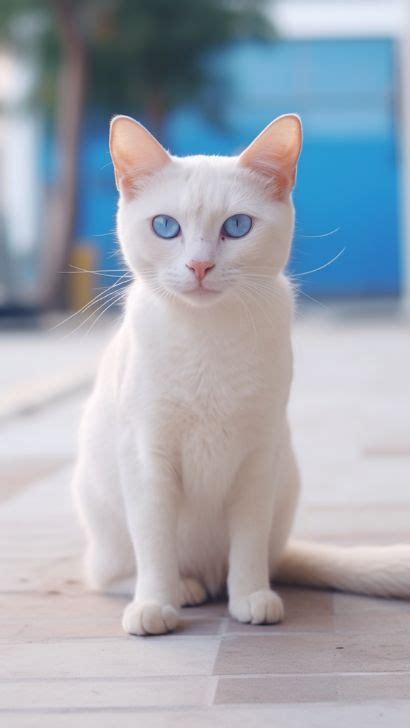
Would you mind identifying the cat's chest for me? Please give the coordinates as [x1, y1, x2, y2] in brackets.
[145, 333, 274, 415]
[125, 300, 292, 435]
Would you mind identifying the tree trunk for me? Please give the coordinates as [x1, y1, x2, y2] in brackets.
[41, 0, 87, 309]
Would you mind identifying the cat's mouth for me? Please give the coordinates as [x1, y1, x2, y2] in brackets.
[182, 284, 222, 300]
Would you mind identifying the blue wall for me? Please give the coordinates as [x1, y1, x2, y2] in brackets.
[78, 38, 401, 297]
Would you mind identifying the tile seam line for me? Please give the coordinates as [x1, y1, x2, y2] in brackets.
[2, 702, 410, 716]
[1, 671, 410, 684]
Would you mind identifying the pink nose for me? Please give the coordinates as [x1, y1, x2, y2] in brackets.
[186, 260, 215, 282]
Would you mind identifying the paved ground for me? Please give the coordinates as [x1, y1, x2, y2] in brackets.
[1, 303, 410, 726]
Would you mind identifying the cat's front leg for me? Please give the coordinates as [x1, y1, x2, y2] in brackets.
[227, 449, 284, 625]
[120, 442, 181, 636]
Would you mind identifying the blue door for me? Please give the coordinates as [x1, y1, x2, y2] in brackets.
[168, 39, 401, 297]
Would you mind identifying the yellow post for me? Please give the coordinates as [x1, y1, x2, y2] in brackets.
[67, 243, 97, 311]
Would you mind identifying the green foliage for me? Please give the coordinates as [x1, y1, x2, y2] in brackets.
[88, 0, 274, 110]
[0, 0, 274, 124]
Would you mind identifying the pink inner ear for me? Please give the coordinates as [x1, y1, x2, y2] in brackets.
[110, 116, 171, 196]
[239, 115, 302, 199]
[245, 155, 296, 199]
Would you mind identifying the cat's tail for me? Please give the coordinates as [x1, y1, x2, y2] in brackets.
[275, 540, 410, 598]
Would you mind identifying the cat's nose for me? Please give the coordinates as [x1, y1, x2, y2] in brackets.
[186, 260, 215, 282]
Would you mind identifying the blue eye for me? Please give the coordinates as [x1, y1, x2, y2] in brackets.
[152, 215, 181, 239]
[222, 214, 252, 238]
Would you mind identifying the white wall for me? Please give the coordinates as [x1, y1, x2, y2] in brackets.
[273, 0, 407, 38]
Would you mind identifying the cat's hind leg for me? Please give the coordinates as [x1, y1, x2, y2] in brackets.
[85, 537, 135, 595]
[73, 459, 135, 594]
[180, 577, 208, 607]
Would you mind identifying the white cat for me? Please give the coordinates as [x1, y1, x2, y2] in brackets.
[73, 114, 410, 636]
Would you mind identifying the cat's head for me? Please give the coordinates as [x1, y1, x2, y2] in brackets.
[110, 114, 302, 307]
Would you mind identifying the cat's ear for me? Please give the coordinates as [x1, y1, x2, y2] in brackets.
[239, 114, 302, 198]
[110, 115, 171, 196]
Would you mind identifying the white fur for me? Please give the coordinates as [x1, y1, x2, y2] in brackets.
[73, 119, 410, 636]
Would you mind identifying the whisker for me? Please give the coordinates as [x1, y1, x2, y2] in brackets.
[83, 291, 126, 337]
[297, 227, 341, 239]
[59, 288, 126, 341]
[238, 272, 324, 312]
[297, 289, 327, 309]
[67, 264, 130, 276]
[292, 247, 346, 277]
[49, 273, 131, 332]
[108, 247, 124, 261]
[63, 271, 129, 279]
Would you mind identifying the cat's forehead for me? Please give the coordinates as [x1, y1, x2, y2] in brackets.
[137, 153, 263, 218]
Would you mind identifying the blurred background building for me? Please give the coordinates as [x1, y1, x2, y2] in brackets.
[0, 0, 409, 313]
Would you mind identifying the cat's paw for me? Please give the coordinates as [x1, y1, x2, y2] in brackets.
[229, 589, 284, 625]
[122, 600, 179, 636]
[180, 577, 207, 607]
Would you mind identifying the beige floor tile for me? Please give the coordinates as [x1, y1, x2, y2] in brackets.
[336, 673, 410, 701]
[0, 555, 81, 593]
[333, 592, 410, 615]
[0, 636, 220, 680]
[0, 676, 217, 710]
[3, 702, 410, 728]
[334, 594, 410, 633]
[0, 592, 126, 622]
[214, 634, 337, 675]
[334, 631, 410, 673]
[1, 619, 124, 641]
[215, 674, 338, 703]
[214, 629, 410, 676]
[216, 673, 410, 705]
